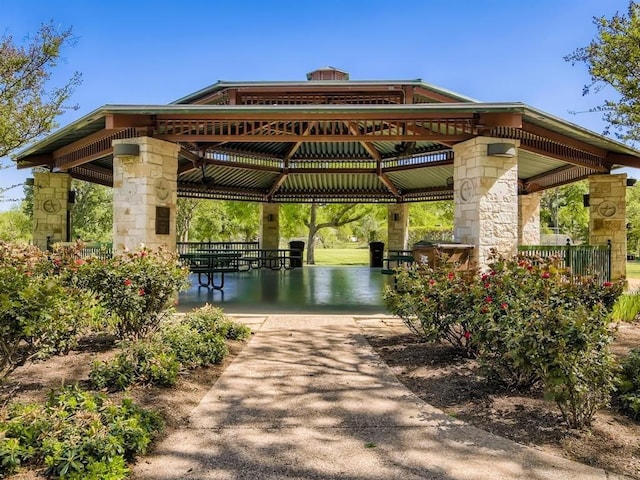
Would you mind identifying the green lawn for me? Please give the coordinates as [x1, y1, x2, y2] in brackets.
[627, 262, 640, 279]
[312, 248, 369, 265]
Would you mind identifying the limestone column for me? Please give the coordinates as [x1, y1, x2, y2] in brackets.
[518, 191, 542, 245]
[112, 137, 179, 253]
[588, 173, 627, 280]
[260, 203, 280, 267]
[32, 172, 72, 250]
[387, 203, 409, 251]
[453, 137, 520, 268]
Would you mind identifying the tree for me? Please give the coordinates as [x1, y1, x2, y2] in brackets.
[298, 203, 371, 264]
[0, 22, 81, 199]
[177, 198, 200, 242]
[540, 181, 589, 243]
[565, 2, 640, 141]
[70, 180, 112, 241]
[0, 207, 31, 242]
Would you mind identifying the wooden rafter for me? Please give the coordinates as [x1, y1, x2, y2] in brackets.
[53, 128, 130, 171]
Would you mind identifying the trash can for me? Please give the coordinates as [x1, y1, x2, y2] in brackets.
[289, 241, 305, 267]
[369, 241, 385, 268]
[412, 241, 474, 270]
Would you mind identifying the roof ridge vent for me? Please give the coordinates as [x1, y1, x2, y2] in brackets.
[306, 66, 349, 81]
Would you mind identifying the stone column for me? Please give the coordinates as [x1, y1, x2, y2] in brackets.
[387, 203, 409, 251]
[453, 137, 520, 268]
[588, 173, 627, 280]
[260, 203, 280, 267]
[32, 172, 72, 250]
[518, 191, 542, 245]
[112, 137, 179, 253]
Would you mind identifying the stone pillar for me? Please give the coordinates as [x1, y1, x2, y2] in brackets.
[260, 203, 280, 249]
[588, 174, 627, 280]
[387, 203, 409, 251]
[112, 137, 179, 253]
[453, 137, 520, 268]
[32, 172, 72, 250]
[518, 191, 542, 245]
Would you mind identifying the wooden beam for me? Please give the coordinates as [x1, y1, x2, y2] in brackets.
[178, 182, 267, 199]
[606, 152, 640, 169]
[522, 121, 608, 158]
[17, 154, 54, 169]
[155, 111, 477, 121]
[378, 172, 402, 199]
[266, 172, 288, 199]
[155, 133, 473, 143]
[478, 112, 522, 129]
[105, 114, 154, 129]
[384, 157, 454, 172]
[186, 157, 281, 173]
[283, 121, 316, 161]
[520, 144, 608, 173]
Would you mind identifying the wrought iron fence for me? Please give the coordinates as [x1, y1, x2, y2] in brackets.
[518, 242, 611, 281]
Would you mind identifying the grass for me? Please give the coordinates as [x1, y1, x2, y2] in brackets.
[628, 262, 640, 280]
[311, 248, 369, 266]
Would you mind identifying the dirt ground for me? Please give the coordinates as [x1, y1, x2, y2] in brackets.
[2, 321, 640, 479]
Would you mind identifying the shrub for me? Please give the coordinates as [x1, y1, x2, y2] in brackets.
[90, 338, 180, 390]
[0, 385, 162, 479]
[471, 254, 622, 428]
[74, 246, 190, 339]
[160, 321, 228, 368]
[0, 263, 101, 380]
[184, 303, 252, 340]
[617, 348, 640, 419]
[383, 261, 477, 355]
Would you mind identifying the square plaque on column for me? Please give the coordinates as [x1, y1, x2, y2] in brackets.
[155, 206, 170, 235]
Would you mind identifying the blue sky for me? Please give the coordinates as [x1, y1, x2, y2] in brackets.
[0, 0, 634, 209]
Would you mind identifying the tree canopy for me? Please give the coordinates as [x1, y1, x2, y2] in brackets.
[565, 2, 640, 141]
[0, 22, 81, 159]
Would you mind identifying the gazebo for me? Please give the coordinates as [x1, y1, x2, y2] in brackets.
[16, 67, 640, 279]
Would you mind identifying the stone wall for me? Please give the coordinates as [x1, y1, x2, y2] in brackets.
[589, 173, 627, 280]
[112, 137, 179, 253]
[453, 137, 519, 268]
[32, 172, 72, 250]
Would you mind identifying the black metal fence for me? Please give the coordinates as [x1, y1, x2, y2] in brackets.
[518, 243, 611, 281]
[176, 241, 259, 255]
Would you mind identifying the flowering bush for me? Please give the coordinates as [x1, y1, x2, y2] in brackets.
[384, 259, 477, 355]
[384, 250, 623, 429]
[0, 243, 100, 380]
[74, 246, 190, 339]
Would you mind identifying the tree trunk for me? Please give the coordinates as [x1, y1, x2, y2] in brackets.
[306, 203, 318, 264]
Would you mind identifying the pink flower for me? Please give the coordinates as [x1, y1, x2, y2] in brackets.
[429, 279, 436, 286]
[485, 296, 493, 303]
[138, 288, 145, 296]
[541, 272, 550, 279]
[481, 273, 489, 281]
[447, 272, 455, 280]
[75, 259, 84, 266]
[501, 302, 508, 310]
[484, 283, 491, 288]
[463, 331, 471, 339]
[140, 250, 148, 257]
[603, 281, 613, 287]
[124, 279, 132, 286]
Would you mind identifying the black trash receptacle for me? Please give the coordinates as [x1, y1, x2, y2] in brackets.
[369, 241, 385, 268]
[289, 241, 305, 267]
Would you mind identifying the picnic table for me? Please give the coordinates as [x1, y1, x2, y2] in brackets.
[180, 251, 242, 289]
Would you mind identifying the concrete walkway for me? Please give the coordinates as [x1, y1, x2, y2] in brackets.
[134, 315, 628, 480]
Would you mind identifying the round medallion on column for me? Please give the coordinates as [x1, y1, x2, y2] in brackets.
[459, 180, 474, 202]
[598, 201, 617, 217]
[154, 178, 170, 201]
[42, 198, 61, 214]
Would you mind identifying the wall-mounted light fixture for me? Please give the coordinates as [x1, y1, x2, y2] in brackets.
[267, 213, 275, 222]
[113, 143, 140, 156]
[68, 190, 76, 204]
[627, 178, 637, 187]
[392, 213, 400, 222]
[487, 143, 516, 158]
[25, 178, 35, 186]
[583, 194, 590, 207]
